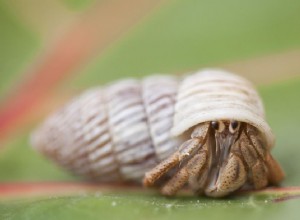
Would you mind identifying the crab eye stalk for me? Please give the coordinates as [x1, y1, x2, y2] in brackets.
[229, 120, 240, 133]
[211, 121, 225, 132]
[211, 121, 219, 130]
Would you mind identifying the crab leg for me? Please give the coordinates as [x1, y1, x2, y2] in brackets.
[252, 160, 268, 189]
[143, 138, 200, 187]
[161, 151, 208, 196]
[245, 125, 284, 187]
[186, 150, 208, 192]
[160, 166, 189, 196]
[238, 130, 268, 189]
[143, 123, 209, 187]
[205, 152, 247, 197]
[143, 152, 180, 187]
[265, 153, 285, 185]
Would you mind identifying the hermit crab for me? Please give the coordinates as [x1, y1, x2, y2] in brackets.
[31, 69, 284, 197]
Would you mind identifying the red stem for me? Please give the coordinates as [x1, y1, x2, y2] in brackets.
[0, 0, 164, 141]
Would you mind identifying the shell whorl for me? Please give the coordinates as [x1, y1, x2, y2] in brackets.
[171, 69, 274, 149]
[31, 75, 180, 182]
[31, 69, 275, 183]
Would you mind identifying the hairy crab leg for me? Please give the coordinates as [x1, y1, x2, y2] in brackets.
[243, 125, 284, 188]
[186, 150, 208, 193]
[205, 152, 247, 197]
[252, 160, 268, 189]
[238, 131, 268, 189]
[265, 153, 285, 185]
[160, 166, 189, 196]
[143, 152, 180, 187]
[143, 123, 209, 187]
[161, 151, 208, 196]
[143, 138, 200, 187]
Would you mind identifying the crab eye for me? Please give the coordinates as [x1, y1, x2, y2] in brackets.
[211, 121, 225, 132]
[229, 120, 240, 133]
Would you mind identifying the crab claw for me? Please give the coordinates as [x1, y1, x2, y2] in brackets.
[205, 153, 247, 197]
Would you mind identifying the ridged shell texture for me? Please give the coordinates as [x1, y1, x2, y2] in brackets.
[32, 75, 181, 182]
[31, 69, 274, 183]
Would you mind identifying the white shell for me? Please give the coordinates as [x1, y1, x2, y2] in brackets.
[31, 75, 180, 182]
[171, 69, 275, 149]
[31, 69, 274, 183]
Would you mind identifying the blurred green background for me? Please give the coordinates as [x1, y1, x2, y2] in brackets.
[1, 0, 300, 219]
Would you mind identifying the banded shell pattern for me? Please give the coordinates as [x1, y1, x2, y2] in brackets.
[31, 69, 276, 184]
[32, 75, 181, 182]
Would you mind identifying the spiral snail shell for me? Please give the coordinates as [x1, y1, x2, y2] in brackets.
[31, 69, 284, 197]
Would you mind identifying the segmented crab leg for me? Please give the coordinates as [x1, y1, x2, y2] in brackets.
[238, 130, 268, 189]
[218, 153, 247, 194]
[161, 150, 208, 195]
[143, 123, 209, 187]
[187, 150, 208, 192]
[205, 151, 247, 197]
[265, 153, 285, 185]
[160, 165, 189, 196]
[143, 151, 180, 187]
[143, 138, 200, 187]
[240, 125, 284, 189]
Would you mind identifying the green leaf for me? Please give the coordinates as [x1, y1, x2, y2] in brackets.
[261, 80, 300, 186]
[1, 191, 300, 220]
[0, 135, 76, 181]
[1, 0, 300, 219]
[1, 78, 300, 219]
[0, 1, 39, 98]
[61, 0, 96, 10]
[71, 0, 300, 87]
